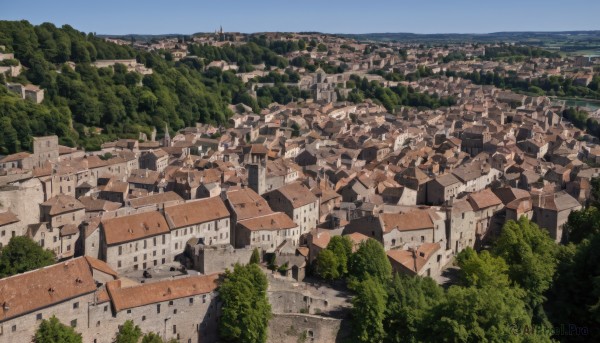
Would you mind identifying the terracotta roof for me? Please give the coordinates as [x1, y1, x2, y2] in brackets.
[106, 274, 219, 312]
[164, 197, 230, 229]
[0, 152, 30, 163]
[79, 196, 122, 212]
[467, 189, 503, 211]
[387, 242, 441, 274]
[380, 211, 434, 233]
[0, 211, 19, 226]
[83, 256, 118, 279]
[265, 182, 318, 208]
[41, 195, 84, 215]
[226, 188, 273, 221]
[0, 257, 97, 322]
[237, 212, 297, 232]
[346, 232, 370, 248]
[311, 232, 330, 249]
[60, 224, 79, 237]
[101, 211, 169, 245]
[128, 191, 183, 209]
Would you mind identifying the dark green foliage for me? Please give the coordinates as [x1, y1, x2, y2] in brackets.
[547, 236, 600, 341]
[346, 75, 456, 112]
[249, 248, 260, 265]
[348, 238, 392, 285]
[188, 41, 288, 72]
[352, 277, 387, 343]
[564, 206, 600, 244]
[219, 263, 271, 343]
[315, 249, 340, 280]
[141, 332, 163, 343]
[383, 274, 443, 343]
[35, 316, 82, 343]
[115, 320, 142, 343]
[0, 236, 55, 278]
[0, 20, 254, 152]
[493, 217, 558, 314]
[456, 247, 510, 288]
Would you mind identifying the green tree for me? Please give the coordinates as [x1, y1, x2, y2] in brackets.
[424, 286, 552, 342]
[348, 238, 392, 284]
[548, 234, 600, 342]
[0, 236, 55, 278]
[141, 332, 163, 343]
[249, 248, 260, 265]
[565, 206, 600, 244]
[315, 249, 340, 280]
[493, 217, 558, 316]
[219, 263, 271, 343]
[384, 273, 444, 343]
[35, 316, 82, 343]
[115, 320, 142, 343]
[456, 248, 510, 289]
[352, 277, 387, 343]
[326, 235, 353, 276]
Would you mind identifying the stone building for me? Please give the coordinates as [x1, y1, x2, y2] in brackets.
[235, 212, 299, 251]
[0, 211, 20, 249]
[100, 211, 171, 273]
[263, 182, 319, 239]
[164, 197, 231, 259]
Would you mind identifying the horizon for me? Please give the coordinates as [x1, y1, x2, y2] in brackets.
[3, 0, 599, 36]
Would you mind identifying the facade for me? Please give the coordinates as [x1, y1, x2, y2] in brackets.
[100, 211, 171, 273]
[263, 182, 319, 238]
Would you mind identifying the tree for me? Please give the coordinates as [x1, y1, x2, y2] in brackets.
[141, 332, 163, 343]
[352, 277, 387, 343]
[493, 218, 558, 316]
[0, 236, 55, 278]
[424, 286, 552, 342]
[249, 248, 260, 265]
[348, 238, 392, 285]
[456, 248, 510, 289]
[35, 316, 82, 343]
[326, 235, 353, 276]
[315, 249, 340, 280]
[219, 263, 271, 343]
[115, 320, 142, 343]
[564, 206, 600, 244]
[547, 234, 600, 342]
[384, 273, 444, 343]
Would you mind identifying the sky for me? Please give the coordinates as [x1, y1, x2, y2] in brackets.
[2, 0, 599, 35]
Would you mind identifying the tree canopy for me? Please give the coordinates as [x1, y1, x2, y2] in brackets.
[0, 236, 55, 278]
[219, 263, 271, 343]
[115, 320, 142, 343]
[35, 316, 82, 343]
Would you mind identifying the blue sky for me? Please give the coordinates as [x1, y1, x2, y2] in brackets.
[2, 0, 599, 35]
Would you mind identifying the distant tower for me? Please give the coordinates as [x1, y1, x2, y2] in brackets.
[220, 25, 223, 35]
[163, 124, 171, 147]
[248, 153, 266, 195]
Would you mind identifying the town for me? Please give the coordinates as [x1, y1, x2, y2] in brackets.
[1, 19, 600, 343]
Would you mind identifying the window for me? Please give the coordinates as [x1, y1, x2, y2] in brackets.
[71, 319, 77, 328]
[36, 313, 42, 321]
[169, 301, 174, 306]
[203, 295, 207, 304]
[174, 309, 178, 314]
[153, 237, 157, 246]
[104, 305, 108, 312]
[96, 321, 100, 327]
[142, 316, 146, 321]
[118, 261, 122, 268]
[421, 236, 425, 243]
[173, 325, 177, 334]
[118, 246, 122, 256]
[134, 256, 138, 262]
[127, 309, 131, 314]
[189, 298, 194, 305]
[12, 325, 16, 332]
[73, 302, 79, 309]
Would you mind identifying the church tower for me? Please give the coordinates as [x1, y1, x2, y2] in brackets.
[248, 149, 266, 195]
[163, 124, 171, 147]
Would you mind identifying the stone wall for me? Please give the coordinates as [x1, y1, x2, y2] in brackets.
[187, 244, 255, 274]
[268, 291, 330, 315]
[267, 313, 348, 343]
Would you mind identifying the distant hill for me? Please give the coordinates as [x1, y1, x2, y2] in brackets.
[337, 31, 600, 45]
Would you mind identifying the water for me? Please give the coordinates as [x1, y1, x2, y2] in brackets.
[562, 99, 600, 112]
